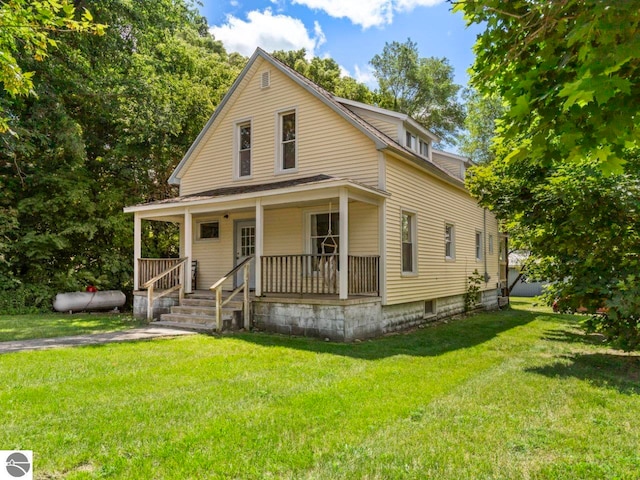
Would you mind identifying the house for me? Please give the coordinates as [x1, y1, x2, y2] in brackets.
[124, 48, 506, 341]
[508, 251, 547, 297]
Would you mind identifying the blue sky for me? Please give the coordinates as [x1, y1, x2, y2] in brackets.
[198, 0, 482, 89]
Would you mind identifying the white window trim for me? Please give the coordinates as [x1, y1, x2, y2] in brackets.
[401, 209, 418, 276]
[475, 230, 484, 262]
[445, 223, 456, 261]
[275, 107, 298, 174]
[195, 218, 221, 242]
[303, 206, 339, 255]
[424, 299, 437, 319]
[233, 118, 253, 180]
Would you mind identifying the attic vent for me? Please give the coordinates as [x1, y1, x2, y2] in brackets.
[261, 71, 271, 89]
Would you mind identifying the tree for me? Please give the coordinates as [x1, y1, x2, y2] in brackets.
[370, 39, 465, 145]
[0, 0, 105, 131]
[455, 0, 640, 349]
[0, 0, 244, 311]
[458, 89, 504, 164]
[271, 49, 373, 103]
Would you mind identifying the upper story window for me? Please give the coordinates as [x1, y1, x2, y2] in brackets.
[279, 110, 297, 171]
[405, 132, 417, 151]
[402, 211, 416, 273]
[445, 224, 455, 259]
[419, 140, 430, 158]
[237, 121, 251, 178]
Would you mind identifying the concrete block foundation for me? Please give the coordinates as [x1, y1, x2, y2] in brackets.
[253, 289, 499, 342]
[133, 291, 180, 320]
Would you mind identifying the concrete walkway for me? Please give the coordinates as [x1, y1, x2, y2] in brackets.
[0, 326, 196, 354]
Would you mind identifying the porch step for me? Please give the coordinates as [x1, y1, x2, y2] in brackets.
[180, 298, 243, 309]
[160, 313, 221, 325]
[171, 305, 239, 316]
[153, 320, 216, 332]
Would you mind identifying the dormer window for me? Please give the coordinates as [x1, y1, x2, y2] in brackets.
[419, 140, 430, 158]
[405, 132, 416, 151]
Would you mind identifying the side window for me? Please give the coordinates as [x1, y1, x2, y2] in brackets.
[198, 221, 219, 240]
[237, 121, 251, 178]
[445, 224, 455, 259]
[488, 234, 494, 255]
[402, 212, 416, 273]
[475, 231, 483, 261]
[279, 110, 297, 171]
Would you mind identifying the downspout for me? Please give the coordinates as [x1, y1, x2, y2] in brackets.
[483, 208, 489, 284]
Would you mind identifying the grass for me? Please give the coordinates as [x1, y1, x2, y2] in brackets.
[0, 312, 144, 342]
[1, 298, 638, 479]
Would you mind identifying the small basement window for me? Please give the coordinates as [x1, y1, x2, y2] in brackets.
[424, 299, 436, 319]
[198, 221, 219, 240]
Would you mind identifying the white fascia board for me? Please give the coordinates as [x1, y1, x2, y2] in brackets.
[432, 148, 472, 164]
[168, 50, 264, 186]
[336, 96, 440, 142]
[123, 179, 390, 215]
[383, 147, 466, 191]
[264, 56, 387, 150]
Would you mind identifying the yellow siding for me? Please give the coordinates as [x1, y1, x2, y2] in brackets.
[179, 58, 380, 195]
[263, 208, 303, 255]
[432, 153, 463, 179]
[191, 211, 254, 289]
[347, 108, 400, 141]
[384, 156, 500, 305]
[190, 202, 378, 288]
[348, 202, 378, 254]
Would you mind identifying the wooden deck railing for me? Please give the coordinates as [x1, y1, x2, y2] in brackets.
[138, 258, 184, 290]
[348, 255, 379, 295]
[210, 256, 254, 331]
[262, 254, 338, 295]
[142, 257, 188, 321]
[261, 254, 379, 296]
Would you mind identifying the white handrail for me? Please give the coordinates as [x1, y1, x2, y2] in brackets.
[145, 257, 188, 321]
[209, 256, 254, 331]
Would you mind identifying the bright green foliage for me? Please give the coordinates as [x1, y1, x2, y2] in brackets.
[0, 0, 244, 308]
[458, 88, 504, 164]
[458, 0, 640, 350]
[1, 304, 639, 478]
[271, 49, 374, 103]
[0, 0, 105, 131]
[454, 0, 640, 171]
[370, 39, 465, 145]
[0, 312, 142, 341]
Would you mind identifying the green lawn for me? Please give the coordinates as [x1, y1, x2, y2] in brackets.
[1, 299, 638, 479]
[0, 312, 144, 342]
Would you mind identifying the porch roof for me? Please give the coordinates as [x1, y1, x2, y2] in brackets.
[124, 175, 389, 214]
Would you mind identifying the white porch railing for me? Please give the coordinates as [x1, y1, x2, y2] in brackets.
[141, 257, 188, 321]
[209, 256, 254, 331]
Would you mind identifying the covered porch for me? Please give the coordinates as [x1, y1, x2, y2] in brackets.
[125, 176, 387, 329]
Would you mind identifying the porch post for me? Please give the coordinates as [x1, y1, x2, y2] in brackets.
[133, 213, 142, 290]
[184, 208, 193, 293]
[378, 198, 387, 303]
[339, 187, 349, 299]
[255, 198, 263, 296]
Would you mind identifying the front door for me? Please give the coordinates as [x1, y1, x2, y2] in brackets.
[234, 220, 256, 289]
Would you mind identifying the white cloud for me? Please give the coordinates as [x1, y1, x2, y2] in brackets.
[354, 64, 376, 87]
[292, 0, 445, 28]
[338, 64, 350, 78]
[210, 9, 324, 57]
